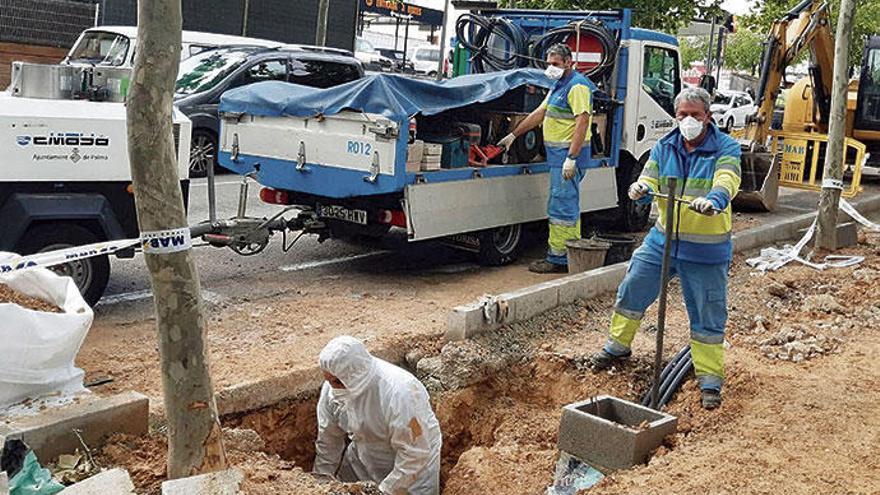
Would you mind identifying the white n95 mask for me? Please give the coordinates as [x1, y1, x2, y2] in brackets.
[678, 116, 705, 141]
[544, 65, 565, 80]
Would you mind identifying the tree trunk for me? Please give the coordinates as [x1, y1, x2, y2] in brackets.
[126, 0, 227, 479]
[815, 0, 858, 250]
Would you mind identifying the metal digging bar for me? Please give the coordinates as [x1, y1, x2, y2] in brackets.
[650, 177, 678, 410]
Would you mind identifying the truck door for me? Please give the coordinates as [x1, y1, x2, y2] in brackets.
[633, 45, 681, 159]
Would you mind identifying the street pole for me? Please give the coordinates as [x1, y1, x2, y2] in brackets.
[316, 0, 330, 46]
[816, 0, 858, 250]
[705, 17, 716, 75]
[436, 0, 450, 80]
[715, 27, 724, 84]
[403, 16, 410, 69]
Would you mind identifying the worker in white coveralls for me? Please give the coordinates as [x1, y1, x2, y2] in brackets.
[314, 336, 442, 494]
[589, 87, 742, 410]
[497, 43, 596, 273]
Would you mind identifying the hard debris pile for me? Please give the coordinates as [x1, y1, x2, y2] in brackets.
[758, 325, 844, 362]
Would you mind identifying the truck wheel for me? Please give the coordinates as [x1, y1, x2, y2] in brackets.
[189, 129, 218, 179]
[477, 224, 524, 266]
[15, 224, 111, 306]
[613, 155, 651, 232]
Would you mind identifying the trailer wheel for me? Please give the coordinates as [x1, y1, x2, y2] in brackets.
[613, 154, 651, 232]
[477, 224, 524, 266]
[15, 223, 110, 306]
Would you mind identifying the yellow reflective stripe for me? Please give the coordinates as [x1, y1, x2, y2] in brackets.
[640, 175, 660, 191]
[549, 221, 580, 254]
[655, 219, 732, 243]
[690, 340, 724, 379]
[713, 168, 741, 198]
[610, 311, 640, 349]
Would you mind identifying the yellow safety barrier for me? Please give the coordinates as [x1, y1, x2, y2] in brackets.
[768, 130, 866, 198]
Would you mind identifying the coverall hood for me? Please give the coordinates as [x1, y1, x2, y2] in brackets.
[319, 336, 377, 398]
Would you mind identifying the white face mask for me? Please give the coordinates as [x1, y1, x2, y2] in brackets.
[678, 116, 705, 141]
[544, 65, 565, 80]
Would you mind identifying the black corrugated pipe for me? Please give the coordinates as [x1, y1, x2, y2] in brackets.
[641, 344, 692, 408]
[455, 14, 529, 73]
[530, 19, 618, 80]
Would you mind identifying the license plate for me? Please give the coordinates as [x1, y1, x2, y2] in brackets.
[317, 204, 368, 225]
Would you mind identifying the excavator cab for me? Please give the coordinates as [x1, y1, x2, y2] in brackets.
[854, 36, 880, 135]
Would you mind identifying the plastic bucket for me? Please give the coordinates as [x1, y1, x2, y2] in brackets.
[595, 234, 638, 266]
[565, 238, 611, 274]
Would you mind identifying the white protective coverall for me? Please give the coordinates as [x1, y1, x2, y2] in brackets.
[314, 336, 442, 494]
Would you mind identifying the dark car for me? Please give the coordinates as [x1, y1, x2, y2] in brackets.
[175, 45, 364, 177]
[376, 48, 414, 73]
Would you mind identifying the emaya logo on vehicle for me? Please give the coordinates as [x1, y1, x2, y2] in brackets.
[15, 132, 109, 147]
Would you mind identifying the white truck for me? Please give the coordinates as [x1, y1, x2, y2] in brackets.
[0, 62, 192, 305]
[200, 9, 685, 264]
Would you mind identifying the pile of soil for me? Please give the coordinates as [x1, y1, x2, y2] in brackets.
[0, 283, 61, 313]
[95, 429, 379, 495]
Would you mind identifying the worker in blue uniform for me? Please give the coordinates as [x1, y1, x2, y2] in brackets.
[497, 43, 596, 273]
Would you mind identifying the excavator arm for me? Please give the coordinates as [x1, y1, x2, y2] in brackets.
[736, 0, 835, 211]
[745, 0, 834, 145]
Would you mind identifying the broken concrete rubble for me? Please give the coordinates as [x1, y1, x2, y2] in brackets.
[58, 468, 135, 494]
[160, 468, 244, 495]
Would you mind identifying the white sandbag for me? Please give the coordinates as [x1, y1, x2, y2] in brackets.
[0, 252, 94, 409]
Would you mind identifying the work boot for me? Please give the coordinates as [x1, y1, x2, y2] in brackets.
[701, 389, 722, 410]
[588, 349, 631, 371]
[529, 259, 567, 274]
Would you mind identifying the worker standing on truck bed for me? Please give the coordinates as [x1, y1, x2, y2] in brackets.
[589, 87, 742, 410]
[314, 336, 442, 494]
[497, 43, 596, 273]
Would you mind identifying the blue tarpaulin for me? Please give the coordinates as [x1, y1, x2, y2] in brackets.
[219, 69, 554, 122]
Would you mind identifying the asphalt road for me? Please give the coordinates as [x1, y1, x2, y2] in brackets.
[99, 175, 531, 312]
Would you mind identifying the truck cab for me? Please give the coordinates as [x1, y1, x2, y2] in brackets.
[1, 61, 192, 305]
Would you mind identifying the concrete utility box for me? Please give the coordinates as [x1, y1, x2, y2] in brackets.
[557, 395, 677, 471]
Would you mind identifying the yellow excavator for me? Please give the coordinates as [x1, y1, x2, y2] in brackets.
[782, 34, 880, 171]
[736, 0, 875, 210]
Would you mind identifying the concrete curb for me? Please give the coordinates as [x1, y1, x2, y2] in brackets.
[446, 192, 880, 342]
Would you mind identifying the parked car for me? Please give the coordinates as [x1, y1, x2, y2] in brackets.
[411, 46, 441, 76]
[711, 90, 756, 132]
[355, 38, 393, 72]
[376, 48, 414, 73]
[175, 45, 363, 177]
[63, 26, 285, 68]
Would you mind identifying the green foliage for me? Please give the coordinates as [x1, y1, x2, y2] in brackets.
[723, 29, 763, 74]
[678, 36, 708, 68]
[512, 0, 726, 34]
[742, 0, 880, 67]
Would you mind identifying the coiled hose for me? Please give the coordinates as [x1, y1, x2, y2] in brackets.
[455, 13, 529, 73]
[530, 19, 618, 80]
[641, 344, 693, 409]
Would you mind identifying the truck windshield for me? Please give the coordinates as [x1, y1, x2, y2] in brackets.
[175, 48, 253, 96]
[67, 32, 130, 66]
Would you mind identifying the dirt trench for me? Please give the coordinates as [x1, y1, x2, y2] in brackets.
[220, 344, 658, 494]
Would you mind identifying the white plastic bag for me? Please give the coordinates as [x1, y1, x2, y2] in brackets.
[0, 252, 94, 409]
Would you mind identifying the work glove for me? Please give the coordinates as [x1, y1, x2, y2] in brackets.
[690, 196, 718, 215]
[628, 182, 651, 201]
[562, 157, 577, 180]
[497, 133, 516, 150]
